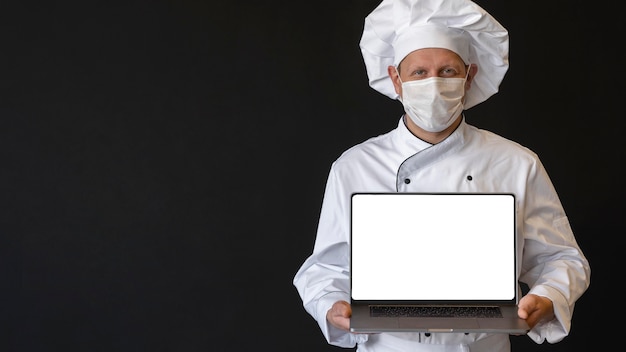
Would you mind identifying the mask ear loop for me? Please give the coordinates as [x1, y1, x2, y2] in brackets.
[462, 64, 472, 106]
[394, 66, 405, 103]
[395, 66, 409, 123]
[394, 66, 404, 84]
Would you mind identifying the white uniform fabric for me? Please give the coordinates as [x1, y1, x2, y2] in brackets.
[293, 117, 591, 351]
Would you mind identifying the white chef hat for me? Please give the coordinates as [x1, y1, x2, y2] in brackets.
[359, 0, 509, 109]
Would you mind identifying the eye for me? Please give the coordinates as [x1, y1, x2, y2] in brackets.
[441, 67, 458, 77]
[410, 69, 427, 78]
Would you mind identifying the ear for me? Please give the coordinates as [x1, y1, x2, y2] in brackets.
[387, 65, 402, 96]
[466, 64, 478, 89]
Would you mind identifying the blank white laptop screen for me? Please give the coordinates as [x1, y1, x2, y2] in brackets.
[351, 192, 516, 301]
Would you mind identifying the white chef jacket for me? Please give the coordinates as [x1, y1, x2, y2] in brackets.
[293, 116, 591, 352]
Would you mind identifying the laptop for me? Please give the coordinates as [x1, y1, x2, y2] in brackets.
[349, 192, 530, 334]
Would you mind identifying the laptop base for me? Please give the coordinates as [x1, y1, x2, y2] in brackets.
[349, 304, 530, 334]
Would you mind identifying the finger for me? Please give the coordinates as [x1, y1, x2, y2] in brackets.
[517, 307, 529, 319]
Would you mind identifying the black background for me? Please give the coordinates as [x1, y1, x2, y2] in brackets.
[1, 0, 620, 351]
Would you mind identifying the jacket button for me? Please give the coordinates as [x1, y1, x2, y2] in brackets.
[404, 178, 411, 184]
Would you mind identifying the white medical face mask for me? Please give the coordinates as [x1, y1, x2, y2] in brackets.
[397, 67, 469, 132]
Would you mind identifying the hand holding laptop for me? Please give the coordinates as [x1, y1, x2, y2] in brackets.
[327, 300, 352, 332]
[517, 294, 555, 330]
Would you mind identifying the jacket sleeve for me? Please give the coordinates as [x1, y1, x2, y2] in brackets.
[293, 166, 369, 347]
[518, 156, 591, 344]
